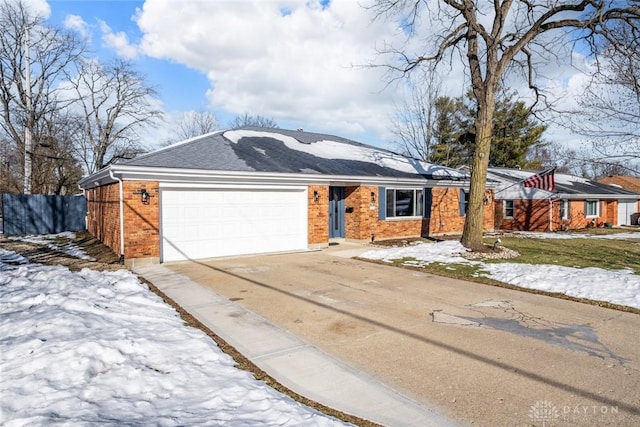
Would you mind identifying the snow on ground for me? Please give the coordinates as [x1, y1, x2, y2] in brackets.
[9, 232, 96, 261]
[512, 231, 640, 240]
[0, 254, 347, 426]
[361, 238, 640, 310]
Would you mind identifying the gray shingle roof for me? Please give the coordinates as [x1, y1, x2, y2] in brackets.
[490, 168, 639, 197]
[119, 127, 467, 181]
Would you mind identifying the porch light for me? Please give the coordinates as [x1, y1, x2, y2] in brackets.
[313, 190, 320, 203]
[134, 188, 153, 205]
[371, 191, 376, 203]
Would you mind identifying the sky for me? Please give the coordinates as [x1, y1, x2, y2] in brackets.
[27, 0, 594, 152]
[1, 231, 639, 424]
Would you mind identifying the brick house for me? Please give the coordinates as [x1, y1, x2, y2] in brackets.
[79, 127, 494, 266]
[490, 168, 640, 232]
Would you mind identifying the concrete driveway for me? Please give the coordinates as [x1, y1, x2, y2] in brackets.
[165, 242, 640, 427]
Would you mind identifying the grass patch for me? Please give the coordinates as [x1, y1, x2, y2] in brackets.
[485, 234, 640, 274]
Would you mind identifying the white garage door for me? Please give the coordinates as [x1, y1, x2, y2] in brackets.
[618, 199, 638, 226]
[161, 188, 308, 262]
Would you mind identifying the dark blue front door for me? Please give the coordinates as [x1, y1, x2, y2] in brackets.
[329, 187, 345, 238]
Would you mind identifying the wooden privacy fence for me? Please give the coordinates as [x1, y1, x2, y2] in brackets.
[1, 194, 87, 235]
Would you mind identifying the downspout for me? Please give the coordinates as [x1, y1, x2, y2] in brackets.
[109, 170, 126, 264]
[549, 198, 553, 232]
[77, 183, 87, 230]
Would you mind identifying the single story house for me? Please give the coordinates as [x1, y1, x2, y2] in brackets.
[79, 127, 495, 266]
[490, 167, 640, 232]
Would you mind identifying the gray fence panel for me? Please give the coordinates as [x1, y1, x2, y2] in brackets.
[1, 194, 87, 235]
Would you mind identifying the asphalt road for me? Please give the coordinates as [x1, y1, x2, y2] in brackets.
[167, 243, 640, 427]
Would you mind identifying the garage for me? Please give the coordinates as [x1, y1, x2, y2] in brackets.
[618, 199, 638, 226]
[161, 187, 308, 262]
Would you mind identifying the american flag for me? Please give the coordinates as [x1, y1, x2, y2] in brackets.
[523, 168, 556, 191]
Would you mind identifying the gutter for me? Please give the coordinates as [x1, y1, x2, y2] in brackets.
[109, 169, 126, 264]
[87, 165, 473, 189]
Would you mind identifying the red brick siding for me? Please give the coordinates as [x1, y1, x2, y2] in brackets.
[122, 181, 160, 259]
[337, 186, 494, 241]
[496, 198, 617, 231]
[308, 185, 329, 244]
[85, 183, 121, 256]
[427, 188, 494, 235]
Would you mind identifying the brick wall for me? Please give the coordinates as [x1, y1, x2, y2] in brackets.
[427, 188, 495, 235]
[308, 185, 329, 244]
[337, 186, 494, 241]
[496, 199, 616, 231]
[86, 183, 121, 256]
[85, 180, 160, 263]
[122, 181, 160, 260]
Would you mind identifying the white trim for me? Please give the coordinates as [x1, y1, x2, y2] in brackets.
[560, 199, 569, 220]
[585, 199, 600, 218]
[503, 200, 515, 219]
[159, 182, 307, 191]
[79, 165, 473, 190]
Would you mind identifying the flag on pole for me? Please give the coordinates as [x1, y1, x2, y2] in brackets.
[523, 168, 556, 191]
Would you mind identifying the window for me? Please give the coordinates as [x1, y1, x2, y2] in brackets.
[585, 200, 600, 218]
[385, 189, 424, 218]
[504, 200, 515, 218]
[559, 200, 569, 220]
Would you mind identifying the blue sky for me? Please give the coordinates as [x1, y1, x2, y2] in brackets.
[33, 0, 594, 152]
[48, 1, 212, 113]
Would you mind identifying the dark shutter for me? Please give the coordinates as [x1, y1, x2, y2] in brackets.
[424, 188, 432, 218]
[378, 187, 386, 220]
[459, 189, 466, 216]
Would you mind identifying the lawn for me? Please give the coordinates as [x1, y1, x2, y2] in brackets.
[484, 232, 640, 274]
[367, 229, 640, 312]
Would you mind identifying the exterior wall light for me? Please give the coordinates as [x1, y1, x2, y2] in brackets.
[134, 188, 153, 205]
[313, 190, 320, 203]
[371, 191, 376, 203]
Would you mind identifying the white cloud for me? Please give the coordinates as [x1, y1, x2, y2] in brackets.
[134, 0, 403, 145]
[23, 0, 50, 18]
[63, 14, 89, 39]
[99, 20, 138, 59]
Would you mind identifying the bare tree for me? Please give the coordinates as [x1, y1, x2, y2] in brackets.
[229, 113, 279, 129]
[369, 0, 640, 250]
[67, 59, 162, 173]
[164, 110, 218, 145]
[30, 110, 84, 194]
[566, 24, 640, 171]
[390, 71, 441, 160]
[0, 0, 83, 193]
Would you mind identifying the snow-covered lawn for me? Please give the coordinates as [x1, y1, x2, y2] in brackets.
[9, 232, 95, 261]
[0, 248, 346, 426]
[361, 239, 640, 310]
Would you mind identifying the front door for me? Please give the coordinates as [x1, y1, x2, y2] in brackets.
[329, 187, 345, 238]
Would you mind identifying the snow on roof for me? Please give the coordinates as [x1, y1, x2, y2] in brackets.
[489, 167, 639, 199]
[223, 129, 468, 179]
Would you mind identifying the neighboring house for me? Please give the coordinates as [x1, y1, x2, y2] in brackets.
[490, 168, 640, 232]
[598, 175, 640, 193]
[79, 127, 495, 266]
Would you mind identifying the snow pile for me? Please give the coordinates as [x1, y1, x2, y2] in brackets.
[9, 232, 95, 261]
[513, 231, 640, 240]
[0, 259, 346, 426]
[360, 241, 640, 309]
[0, 249, 28, 270]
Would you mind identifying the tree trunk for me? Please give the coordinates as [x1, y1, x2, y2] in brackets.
[461, 96, 495, 250]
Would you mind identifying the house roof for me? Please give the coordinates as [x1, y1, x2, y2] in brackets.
[81, 127, 470, 188]
[489, 168, 640, 200]
[597, 175, 640, 193]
